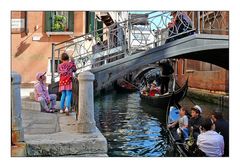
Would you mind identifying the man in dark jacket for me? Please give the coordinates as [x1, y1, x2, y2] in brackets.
[189, 105, 204, 140]
[211, 111, 229, 156]
[159, 60, 174, 94]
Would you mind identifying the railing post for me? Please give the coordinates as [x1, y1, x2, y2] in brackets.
[51, 43, 55, 84]
[11, 72, 24, 144]
[124, 24, 127, 56]
[191, 11, 195, 30]
[197, 11, 201, 34]
[128, 15, 132, 55]
[202, 12, 205, 33]
[77, 71, 96, 133]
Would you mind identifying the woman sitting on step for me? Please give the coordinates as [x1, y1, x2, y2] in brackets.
[34, 72, 57, 113]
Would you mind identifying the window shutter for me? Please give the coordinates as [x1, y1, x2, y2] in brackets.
[45, 11, 52, 32]
[90, 12, 95, 32]
[97, 20, 103, 40]
[68, 11, 74, 32]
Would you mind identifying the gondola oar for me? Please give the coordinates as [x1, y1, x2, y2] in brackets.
[122, 79, 139, 90]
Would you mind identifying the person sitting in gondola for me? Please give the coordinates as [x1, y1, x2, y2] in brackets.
[197, 118, 224, 157]
[189, 105, 204, 140]
[168, 107, 189, 141]
[149, 81, 160, 96]
[141, 83, 150, 96]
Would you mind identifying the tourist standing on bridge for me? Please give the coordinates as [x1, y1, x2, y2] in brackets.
[159, 60, 174, 94]
[166, 11, 193, 43]
[58, 53, 77, 116]
[34, 72, 57, 113]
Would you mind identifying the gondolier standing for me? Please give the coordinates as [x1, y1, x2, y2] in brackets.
[159, 60, 174, 94]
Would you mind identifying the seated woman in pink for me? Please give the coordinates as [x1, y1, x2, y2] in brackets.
[34, 72, 57, 113]
[58, 53, 77, 115]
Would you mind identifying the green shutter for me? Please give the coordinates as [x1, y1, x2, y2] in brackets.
[45, 11, 52, 32]
[90, 12, 95, 32]
[68, 11, 74, 32]
[86, 11, 95, 33]
[97, 20, 103, 40]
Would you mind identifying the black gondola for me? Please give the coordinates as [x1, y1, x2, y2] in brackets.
[166, 102, 206, 157]
[140, 78, 188, 107]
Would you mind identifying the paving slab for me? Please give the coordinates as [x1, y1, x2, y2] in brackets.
[21, 100, 108, 157]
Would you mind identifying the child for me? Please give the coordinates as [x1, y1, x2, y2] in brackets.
[34, 72, 57, 113]
[168, 107, 189, 141]
[58, 53, 77, 115]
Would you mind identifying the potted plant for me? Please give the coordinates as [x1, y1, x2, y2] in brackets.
[52, 15, 67, 32]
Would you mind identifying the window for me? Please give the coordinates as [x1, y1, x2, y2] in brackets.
[132, 33, 151, 41]
[86, 11, 95, 33]
[49, 59, 60, 73]
[45, 11, 74, 32]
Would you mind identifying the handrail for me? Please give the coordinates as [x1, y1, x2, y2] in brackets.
[51, 11, 229, 83]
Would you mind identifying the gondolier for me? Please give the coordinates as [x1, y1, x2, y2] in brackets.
[159, 60, 174, 94]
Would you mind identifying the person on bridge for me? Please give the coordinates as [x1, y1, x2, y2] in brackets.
[58, 53, 77, 116]
[166, 11, 194, 43]
[159, 60, 174, 94]
[34, 72, 57, 113]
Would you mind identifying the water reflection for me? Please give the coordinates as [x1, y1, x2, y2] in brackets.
[94, 91, 228, 157]
[95, 92, 169, 157]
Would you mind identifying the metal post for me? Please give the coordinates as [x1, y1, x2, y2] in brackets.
[51, 43, 55, 84]
[202, 12, 205, 33]
[124, 24, 127, 56]
[128, 15, 132, 55]
[191, 11, 195, 30]
[197, 11, 201, 34]
[77, 71, 96, 133]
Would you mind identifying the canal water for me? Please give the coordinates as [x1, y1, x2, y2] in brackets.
[94, 91, 229, 157]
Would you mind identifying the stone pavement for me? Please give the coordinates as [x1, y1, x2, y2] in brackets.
[21, 104, 108, 157]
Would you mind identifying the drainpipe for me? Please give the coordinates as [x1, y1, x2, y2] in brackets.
[51, 43, 55, 84]
[24, 11, 28, 35]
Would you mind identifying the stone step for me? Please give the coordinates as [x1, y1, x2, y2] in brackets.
[25, 128, 108, 156]
[21, 99, 60, 111]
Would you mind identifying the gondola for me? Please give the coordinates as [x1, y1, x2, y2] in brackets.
[166, 101, 206, 157]
[114, 79, 138, 92]
[140, 78, 188, 107]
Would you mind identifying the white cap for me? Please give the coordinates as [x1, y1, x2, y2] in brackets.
[191, 105, 202, 113]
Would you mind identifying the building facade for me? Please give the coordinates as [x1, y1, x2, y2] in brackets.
[11, 11, 86, 84]
[11, 11, 129, 84]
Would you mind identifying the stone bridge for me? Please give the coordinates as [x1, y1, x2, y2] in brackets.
[90, 34, 229, 94]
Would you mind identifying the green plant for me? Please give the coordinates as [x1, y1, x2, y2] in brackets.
[52, 15, 66, 32]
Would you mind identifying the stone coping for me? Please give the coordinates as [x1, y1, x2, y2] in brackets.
[25, 128, 108, 156]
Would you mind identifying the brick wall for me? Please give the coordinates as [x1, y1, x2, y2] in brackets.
[176, 59, 229, 92]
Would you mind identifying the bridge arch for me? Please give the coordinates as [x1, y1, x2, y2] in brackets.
[91, 34, 228, 93]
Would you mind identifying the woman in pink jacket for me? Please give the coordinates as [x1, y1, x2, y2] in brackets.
[34, 72, 57, 113]
[58, 53, 77, 115]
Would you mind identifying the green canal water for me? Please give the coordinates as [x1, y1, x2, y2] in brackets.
[94, 91, 229, 157]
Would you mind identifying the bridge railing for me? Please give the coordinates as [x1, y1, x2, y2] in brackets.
[51, 11, 228, 83]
